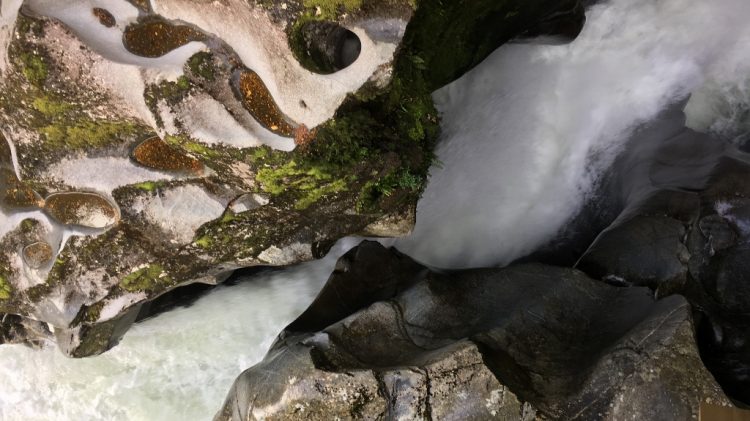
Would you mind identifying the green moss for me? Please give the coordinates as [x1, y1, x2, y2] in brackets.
[176, 75, 190, 90]
[20, 218, 38, 234]
[310, 110, 374, 166]
[164, 134, 218, 159]
[257, 160, 328, 195]
[257, 160, 352, 209]
[41, 119, 139, 149]
[187, 51, 215, 81]
[19, 52, 47, 87]
[295, 178, 348, 210]
[133, 181, 161, 191]
[120, 264, 170, 292]
[194, 236, 213, 248]
[32, 96, 71, 117]
[184, 141, 216, 158]
[0, 275, 11, 300]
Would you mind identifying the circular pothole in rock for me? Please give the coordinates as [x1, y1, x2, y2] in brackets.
[44, 192, 120, 229]
[22, 242, 53, 269]
[291, 20, 362, 74]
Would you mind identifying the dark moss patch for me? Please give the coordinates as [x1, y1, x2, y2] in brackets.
[187, 51, 216, 81]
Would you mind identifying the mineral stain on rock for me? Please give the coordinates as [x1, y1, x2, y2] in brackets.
[132, 136, 204, 175]
[22, 241, 53, 269]
[235, 70, 296, 137]
[123, 17, 205, 58]
[92, 8, 116, 28]
[43, 192, 119, 229]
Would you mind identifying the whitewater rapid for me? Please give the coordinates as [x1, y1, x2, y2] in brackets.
[0, 242, 350, 420]
[2, 0, 750, 419]
[395, 0, 750, 268]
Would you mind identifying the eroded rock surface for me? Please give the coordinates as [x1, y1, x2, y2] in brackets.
[0, 0, 584, 356]
[571, 108, 750, 405]
[218, 241, 734, 420]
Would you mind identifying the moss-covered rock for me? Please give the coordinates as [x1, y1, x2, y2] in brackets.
[0, 0, 585, 357]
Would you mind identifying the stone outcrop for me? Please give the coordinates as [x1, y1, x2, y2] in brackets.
[0, 0, 585, 356]
[218, 241, 735, 420]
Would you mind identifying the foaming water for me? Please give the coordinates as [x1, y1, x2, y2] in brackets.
[3, 0, 750, 419]
[0, 244, 347, 421]
[396, 0, 750, 268]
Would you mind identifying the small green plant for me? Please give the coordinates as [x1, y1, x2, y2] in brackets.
[357, 169, 424, 212]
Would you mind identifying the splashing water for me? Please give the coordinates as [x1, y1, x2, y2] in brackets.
[395, 0, 750, 268]
[2, 0, 750, 419]
[0, 243, 348, 420]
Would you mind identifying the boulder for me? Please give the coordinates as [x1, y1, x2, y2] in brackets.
[576, 123, 750, 404]
[218, 242, 734, 420]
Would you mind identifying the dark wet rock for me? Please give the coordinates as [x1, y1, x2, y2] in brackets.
[520, 0, 586, 41]
[407, 0, 585, 90]
[92, 8, 116, 28]
[577, 213, 689, 295]
[570, 117, 750, 404]
[218, 242, 733, 420]
[698, 214, 737, 254]
[0, 313, 52, 348]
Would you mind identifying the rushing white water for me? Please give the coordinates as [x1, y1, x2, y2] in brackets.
[396, 0, 750, 269]
[2, 0, 750, 419]
[0, 241, 352, 420]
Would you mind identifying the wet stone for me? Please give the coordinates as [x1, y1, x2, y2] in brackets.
[123, 17, 205, 58]
[44, 192, 119, 229]
[236, 70, 295, 137]
[92, 8, 116, 28]
[132, 136, 204, 175]
[23, 241, 53, 269]
[699, 214, 737, 254]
